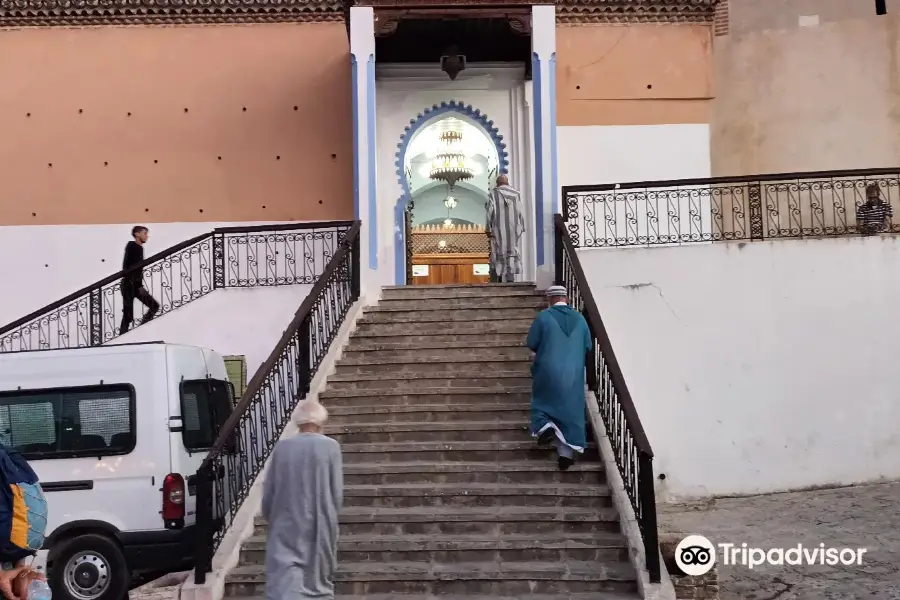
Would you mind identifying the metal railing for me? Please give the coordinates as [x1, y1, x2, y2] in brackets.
[193, 221, 361, 584]
[562, 168, 900, 248]
[0, 221, 354, 353]
[553, 214, 660, 583]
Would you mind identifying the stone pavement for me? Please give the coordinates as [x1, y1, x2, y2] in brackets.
[658, 482, 900, 600]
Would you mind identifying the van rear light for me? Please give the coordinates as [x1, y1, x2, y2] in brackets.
[162, 473, 185, 528]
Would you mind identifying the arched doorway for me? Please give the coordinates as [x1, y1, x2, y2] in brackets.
[394, 101, 508, 285]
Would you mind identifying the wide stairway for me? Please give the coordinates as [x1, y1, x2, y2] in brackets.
[224, 283, 639, 599]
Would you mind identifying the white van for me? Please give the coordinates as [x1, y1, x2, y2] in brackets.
[0, 342, 234, 600]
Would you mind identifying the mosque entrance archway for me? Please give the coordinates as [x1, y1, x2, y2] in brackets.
[397, 101, 507, 285]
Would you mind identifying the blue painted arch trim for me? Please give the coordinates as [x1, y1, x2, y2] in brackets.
[392, 100, 510, 285]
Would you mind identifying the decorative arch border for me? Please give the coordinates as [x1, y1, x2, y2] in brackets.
[392, 100, 509, 285]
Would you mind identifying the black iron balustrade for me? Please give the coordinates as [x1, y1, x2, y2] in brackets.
[562, 167, 900, 248]
[553, 214, 660, 583]
[193, 221, 361, 585]
[0, 221, 353, 353]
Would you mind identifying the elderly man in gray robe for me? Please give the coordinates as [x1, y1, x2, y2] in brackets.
[263, 400, 343, 600]
[486, 174, 526, 283]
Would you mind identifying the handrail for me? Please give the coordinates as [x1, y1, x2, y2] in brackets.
[193, 221, 362, 584]
[208, 220, 360, 459]
[553, 213, 660, 583]
[0, 232, 211, 337]
[561, 167, 900, 248]
[0, 220, 355, 352]
[561, 166, 900, 194]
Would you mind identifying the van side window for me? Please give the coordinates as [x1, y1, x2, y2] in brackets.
[180, 380, 232, 451]
[0, 385, 136, 459]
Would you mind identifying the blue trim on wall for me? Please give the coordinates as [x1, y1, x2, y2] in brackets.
[350, 55, 360, 219]
[366, 54, 377, 270]
[549, 52, 559, 216]
[392, 100, 510, 285]
[532, 52, 545, 267]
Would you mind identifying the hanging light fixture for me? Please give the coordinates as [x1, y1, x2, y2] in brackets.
[443, 196, 458, 209]
[429, 125, 473, 187]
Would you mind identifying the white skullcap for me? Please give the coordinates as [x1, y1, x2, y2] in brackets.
[546, 285, 567, 298]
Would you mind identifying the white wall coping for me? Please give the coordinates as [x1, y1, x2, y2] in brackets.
[181, 297, 368, 600]
[585, 390, 676, 600]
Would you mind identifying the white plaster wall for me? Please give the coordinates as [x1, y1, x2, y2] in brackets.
[558, 124, 711, 187]
[0, 220, 296, 326]
[580, 236, 900, 500]
[119, 285, 311, 376]
[412, 185, 486, 225]
[374, 64, 531, 289]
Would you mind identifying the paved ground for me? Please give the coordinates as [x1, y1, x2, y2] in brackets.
[658, 481, 900, 600]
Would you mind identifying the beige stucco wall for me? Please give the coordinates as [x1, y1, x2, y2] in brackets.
[727, 0, 900, 35]
[712, 14, 900, 175]
[0, 23, 353, 226]
[556, 24, 713, 126]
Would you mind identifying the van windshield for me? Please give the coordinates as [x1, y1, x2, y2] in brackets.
[180, 379, 232, 451]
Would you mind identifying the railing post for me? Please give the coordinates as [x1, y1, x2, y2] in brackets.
[350, 232, 361, 301]
[297, 318, 311, 397]
[212, 233, 225, 290]
[88, 288, 102, 346]
[553, 219, 564, 284]
[748, 183, 764, 240]
[193, 465, 214, 585]
[638, 451, 661, 584]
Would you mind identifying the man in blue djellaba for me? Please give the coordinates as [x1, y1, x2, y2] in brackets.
[526, 285, 592, 471]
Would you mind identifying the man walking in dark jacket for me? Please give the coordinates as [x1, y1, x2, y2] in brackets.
[120, 226, 160, 335]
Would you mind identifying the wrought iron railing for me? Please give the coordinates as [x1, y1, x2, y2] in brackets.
[192, 221, 361, 585]
[0, 221, 353, 353]
[553, 214, 660, 583]
[562, 167, 900, 248]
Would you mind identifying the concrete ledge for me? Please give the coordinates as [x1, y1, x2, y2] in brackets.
[585, 389, 676, 600]
[181, 297, 369, 600]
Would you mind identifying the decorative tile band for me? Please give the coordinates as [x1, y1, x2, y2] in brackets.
[0, 0, 716, 27]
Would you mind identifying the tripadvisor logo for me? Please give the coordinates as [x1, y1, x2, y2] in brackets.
[674, 534, 868, 576]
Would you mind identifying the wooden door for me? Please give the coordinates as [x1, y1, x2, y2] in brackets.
[411, 253, 490, 285]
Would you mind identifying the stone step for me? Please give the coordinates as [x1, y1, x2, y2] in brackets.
[353, 320, 533, 337]
[357, 308, 540, 324]
[381, 283, 537, 298]
[319, 394, 531, 408]
[341, 461, 604, 486]
[339, 483, 612, 509]
[345, 335, 526, 352]
[337, 347, 532, 365]
[340, 440, 599, 464]
[324, 373, 530, 391]
[331, 362, 530, 378]
[224, 561, 638, 596]
[371, 296, 545, 311]
[329, 421, 530, 444]
[238, 532, 629, 565]
[326, 403, 529, 424]
[257, 506, 624, 536]
[235, 594, 636, 600]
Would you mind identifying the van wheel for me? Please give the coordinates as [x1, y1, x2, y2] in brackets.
[49, 534, 129, 600]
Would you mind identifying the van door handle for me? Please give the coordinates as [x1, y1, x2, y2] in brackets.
[41, 480, 94, 492]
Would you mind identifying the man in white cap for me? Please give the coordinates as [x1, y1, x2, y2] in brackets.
[263, 400, 343, 600]
[526, 285, 592, 470]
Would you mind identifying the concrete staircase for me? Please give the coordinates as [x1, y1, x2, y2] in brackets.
[224, 283, 639, 599]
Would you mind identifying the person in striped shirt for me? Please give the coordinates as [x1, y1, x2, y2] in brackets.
[856, 184, 893, 235]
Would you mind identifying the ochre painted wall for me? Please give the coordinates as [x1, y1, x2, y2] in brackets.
[556, 24, 714, 127]
[0, 23, 352, 226]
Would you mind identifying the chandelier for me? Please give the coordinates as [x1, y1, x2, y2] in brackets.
[429, 126, 474, 187]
